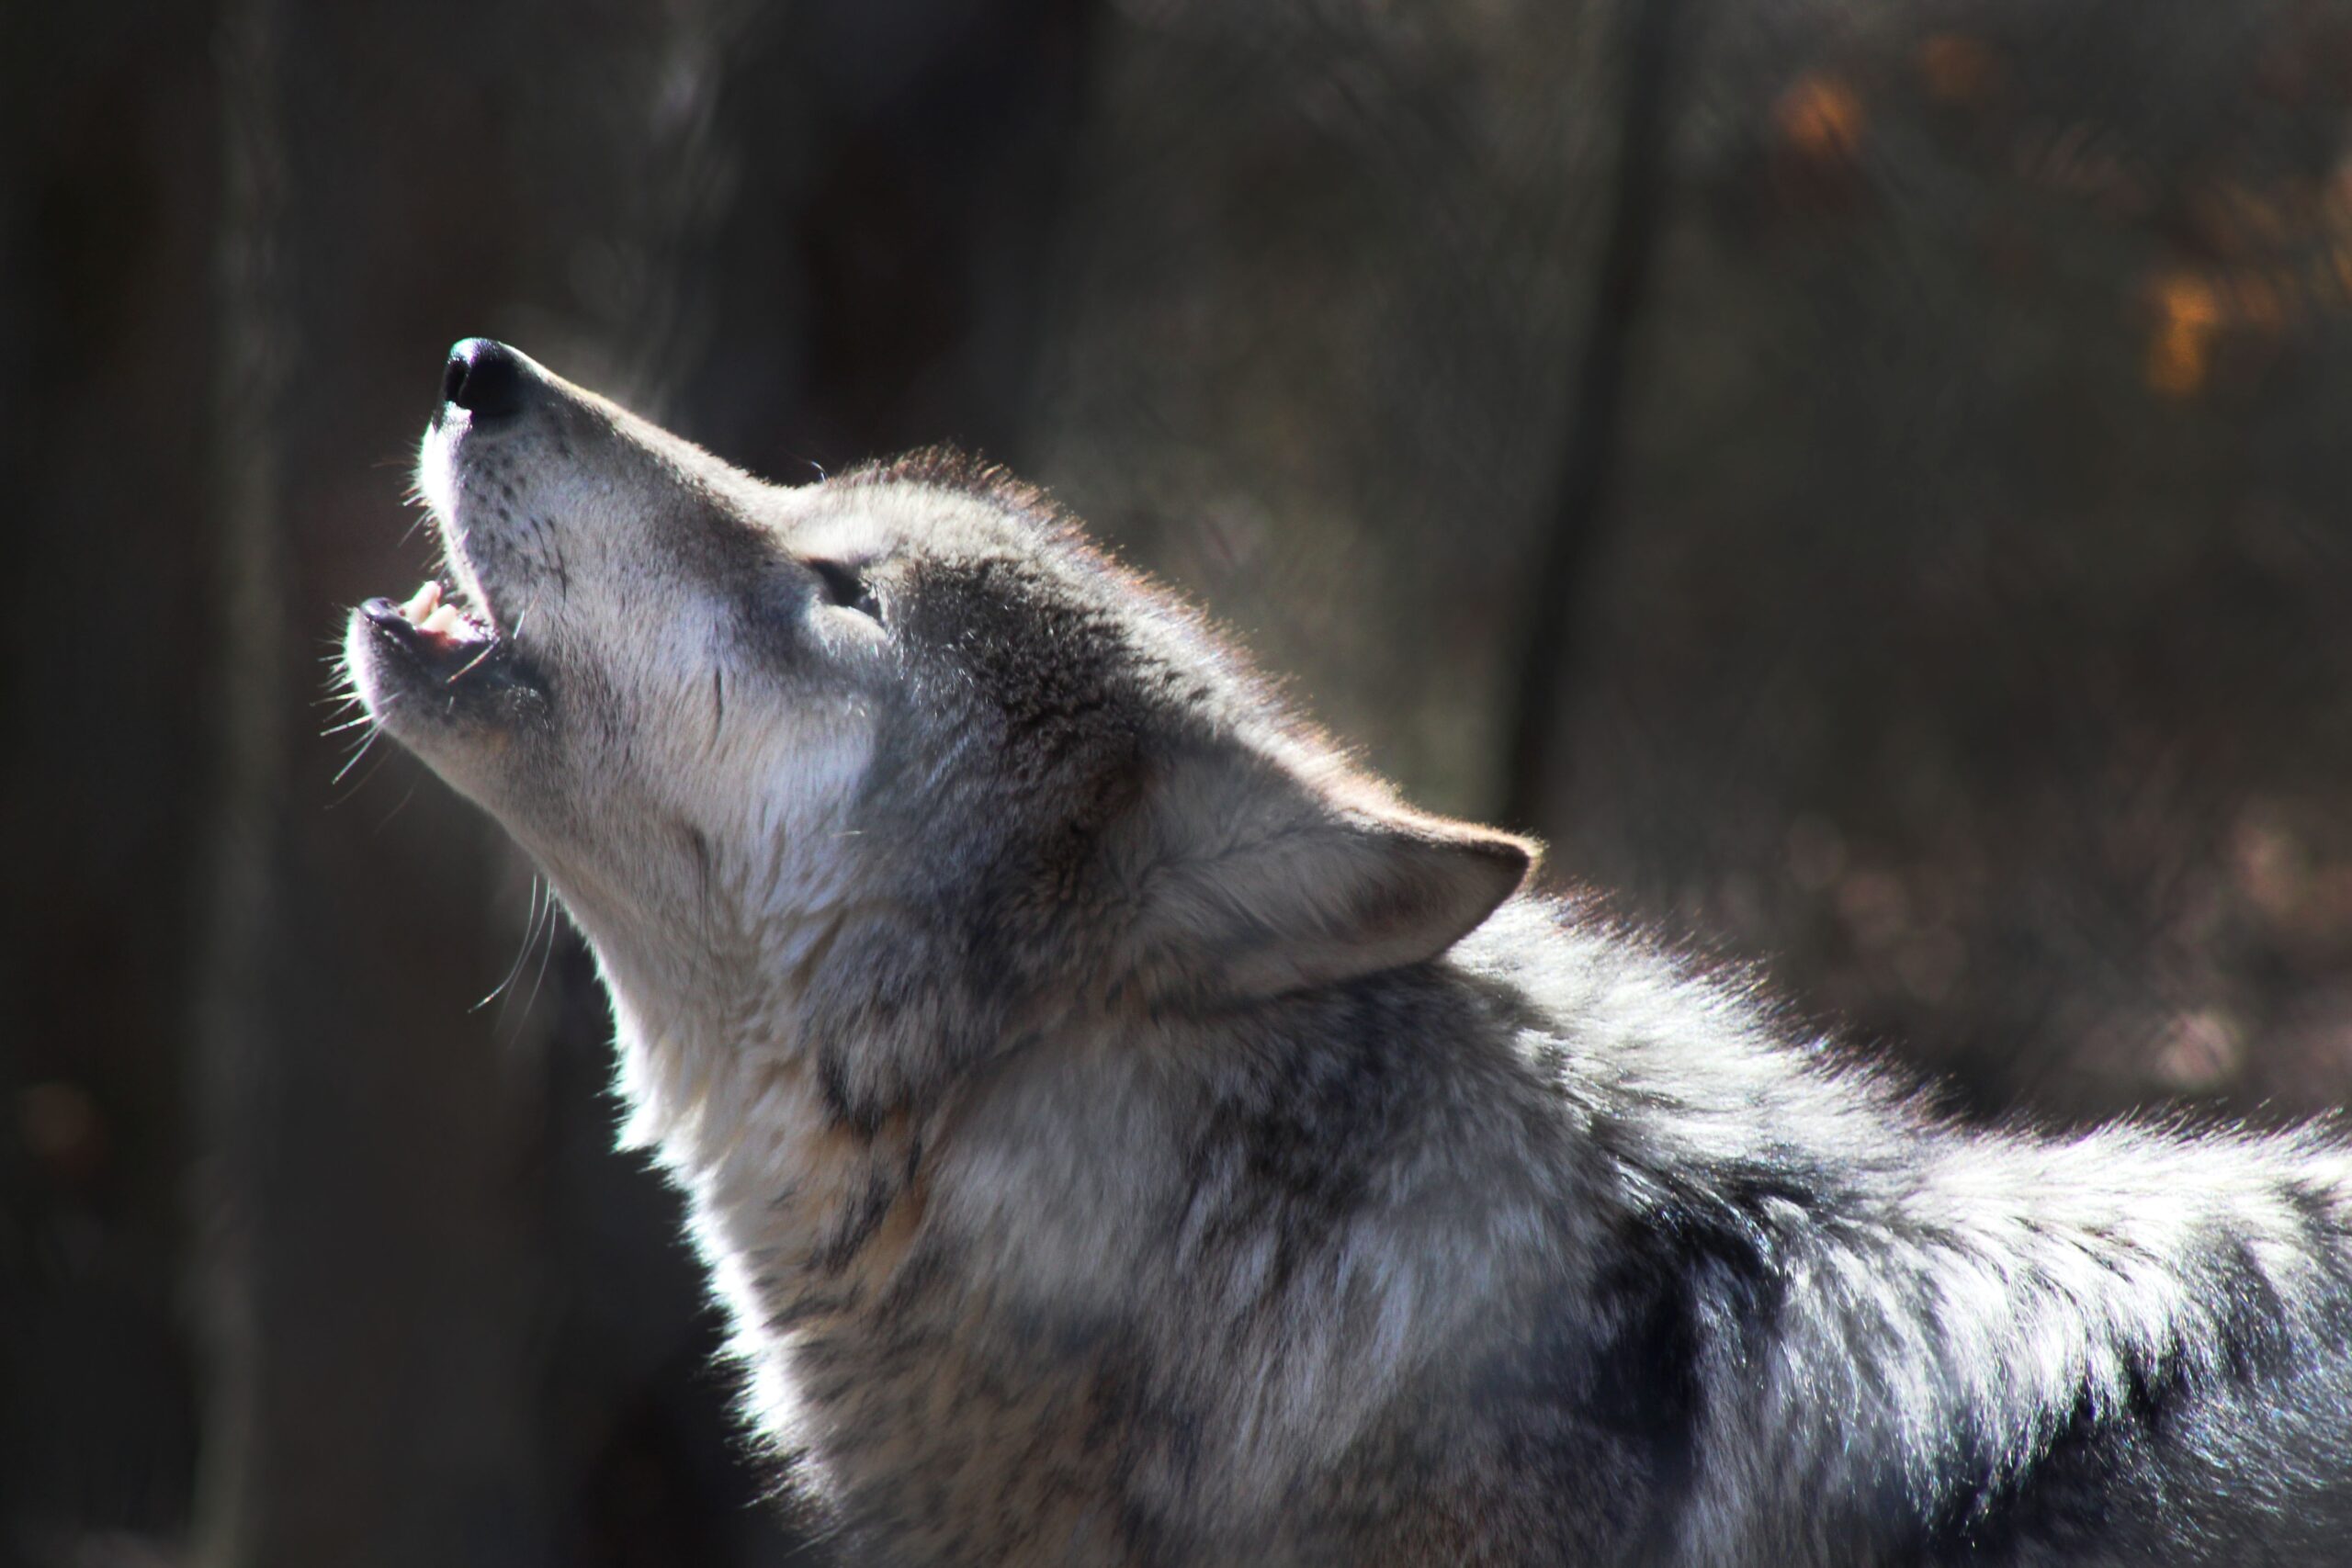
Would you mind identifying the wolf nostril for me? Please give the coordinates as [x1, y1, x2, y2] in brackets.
[443, 337, 527, 420]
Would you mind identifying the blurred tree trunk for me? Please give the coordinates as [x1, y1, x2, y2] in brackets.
[185, 3, 562, 1563]
[1500, 0, 1690, 835]
[187, 0, 288, 1559]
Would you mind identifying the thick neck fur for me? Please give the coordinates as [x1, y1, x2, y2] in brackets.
[578, 884, 941, 1457]
[571, 885, 2352, 1563]
[573, 872, 1581, 1522]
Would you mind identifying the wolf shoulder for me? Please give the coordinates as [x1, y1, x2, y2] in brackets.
[1356, 894, 2352, 1566]
[938, 891, 2352, 1565]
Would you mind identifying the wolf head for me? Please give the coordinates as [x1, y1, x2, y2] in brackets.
[345, 340, 1532, 1121]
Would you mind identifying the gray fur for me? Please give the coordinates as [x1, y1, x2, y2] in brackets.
[344, 344, 2352, 1566]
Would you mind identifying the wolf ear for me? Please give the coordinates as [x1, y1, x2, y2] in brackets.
[1114, 738, 1533, 1003]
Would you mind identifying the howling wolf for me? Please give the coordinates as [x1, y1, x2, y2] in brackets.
[344, 339, 2352, 1566]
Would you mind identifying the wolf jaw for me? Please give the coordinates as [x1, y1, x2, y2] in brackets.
[358, 577, 496, 672]
[354, 397, 520, 704]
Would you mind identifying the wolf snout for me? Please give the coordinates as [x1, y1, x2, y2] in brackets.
[441, 337, 533, 422]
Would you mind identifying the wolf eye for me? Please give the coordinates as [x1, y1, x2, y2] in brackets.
[808, 558, 881, 621]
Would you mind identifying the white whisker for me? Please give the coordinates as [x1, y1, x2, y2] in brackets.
[474, 875, 545, 1013]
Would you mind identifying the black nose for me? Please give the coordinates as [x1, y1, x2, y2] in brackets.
[442, 337, 528, 419]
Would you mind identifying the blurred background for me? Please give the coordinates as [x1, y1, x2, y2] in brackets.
[6, 0, 2352, 1562]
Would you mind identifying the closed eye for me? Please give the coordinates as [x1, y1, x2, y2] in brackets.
[808, 558, 881, 621]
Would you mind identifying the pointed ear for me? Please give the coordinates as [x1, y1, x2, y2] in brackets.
[1114, 739, 1534, 1003]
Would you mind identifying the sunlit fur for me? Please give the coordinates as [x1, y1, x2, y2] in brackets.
[347, 346, 2352, 1566]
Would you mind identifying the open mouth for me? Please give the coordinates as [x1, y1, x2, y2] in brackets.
[360, 579, 507, 684]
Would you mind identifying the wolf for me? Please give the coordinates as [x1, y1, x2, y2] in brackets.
[343, 338, 2352, 1566]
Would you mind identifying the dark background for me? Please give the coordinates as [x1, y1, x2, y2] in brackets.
[7, 1, 2352, 1563]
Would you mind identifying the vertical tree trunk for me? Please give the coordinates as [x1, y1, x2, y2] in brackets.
[188, 0, 288, 1562]
[1499, 0, 1690, 835]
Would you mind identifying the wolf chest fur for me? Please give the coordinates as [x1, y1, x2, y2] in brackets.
[345, 339, 2352, 1566]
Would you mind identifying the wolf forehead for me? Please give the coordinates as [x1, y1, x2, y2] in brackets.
[535, 415, 1238, 745]
[826, 452, 1278, 761]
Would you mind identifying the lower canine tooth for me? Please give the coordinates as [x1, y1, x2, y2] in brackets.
[402, 581, 442, 621]
[422, 604, 464, 637]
